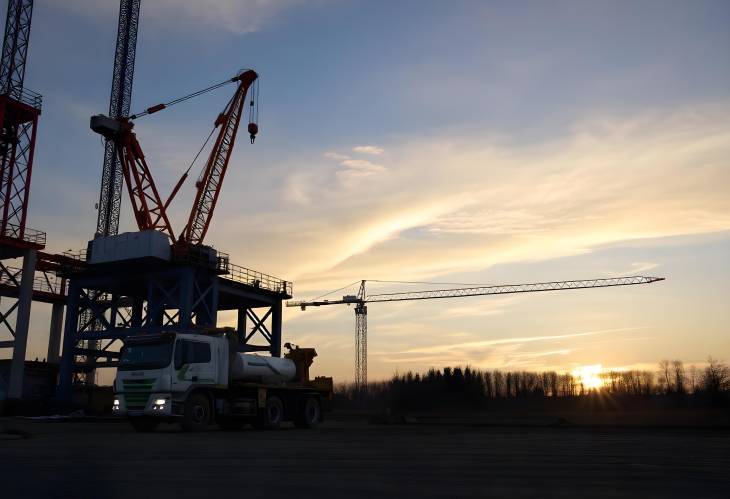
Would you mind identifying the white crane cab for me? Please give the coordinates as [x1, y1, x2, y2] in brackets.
[113, 330, 332, 432]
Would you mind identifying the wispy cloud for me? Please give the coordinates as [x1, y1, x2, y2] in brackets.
[324, 149, 388, 187]
[353, 145, 385, 155]
[324, 151, 350, 161]
[257, 102, 730, 290]
[393, 327, 640, 355]
[371, 327, 644, 371]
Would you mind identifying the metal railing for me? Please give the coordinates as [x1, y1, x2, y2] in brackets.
[224, 262, 293, 296]
[62, 249, 88, 262]
[2, 87, 43, 109]
[0, 265, 66, 297]
[0, 224, 46, 246]
[62, 241, 292, 296]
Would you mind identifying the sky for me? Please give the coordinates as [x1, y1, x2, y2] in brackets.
[2, 0, 729, 383]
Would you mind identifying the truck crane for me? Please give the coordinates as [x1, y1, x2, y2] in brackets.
[287, 276, 665, 390]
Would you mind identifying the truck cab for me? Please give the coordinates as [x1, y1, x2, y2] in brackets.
[113, 331, 331, 432]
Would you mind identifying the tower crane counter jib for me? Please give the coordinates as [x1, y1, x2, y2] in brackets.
[89, 69, 259, 246]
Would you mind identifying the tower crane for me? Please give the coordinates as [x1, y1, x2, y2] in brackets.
[287, 276, 665, 390]
[96, 0, 140, 239]
[84, 0, 141, 386]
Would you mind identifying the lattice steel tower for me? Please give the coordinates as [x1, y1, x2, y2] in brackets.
[96, 0, 140, 237]
[0, 0, 41, 243]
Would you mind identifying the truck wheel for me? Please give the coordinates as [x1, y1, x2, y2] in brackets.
[255, 395, 284, 430]
[217, 416, 245, 431]
[295, 397, 321, 429]
[130, 417, 159, 432]
[181, 393, 211, 432]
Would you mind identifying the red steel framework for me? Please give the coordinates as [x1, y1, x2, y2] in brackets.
[116, 121, 176, 239]
[182, 69, 258, 245]
[91, 69, 259, 247]
[0, 0, 42, 250]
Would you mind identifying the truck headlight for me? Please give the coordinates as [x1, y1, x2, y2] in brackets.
[153, 398, 168, 410]
[154, 398, 167, 406]
[113, 398, 120, 411]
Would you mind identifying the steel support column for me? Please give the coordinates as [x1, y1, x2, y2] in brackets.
[46, 301, 63, 363]
[236, 307, 246, 344]
[7, 247, 35, 398]
[57, 280, 80, 400]
[271, 301, 281, 357]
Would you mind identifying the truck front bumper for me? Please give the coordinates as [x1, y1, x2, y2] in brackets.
[113, 393, 178, 417]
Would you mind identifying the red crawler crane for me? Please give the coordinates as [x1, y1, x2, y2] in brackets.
[90, 69, 259, 246]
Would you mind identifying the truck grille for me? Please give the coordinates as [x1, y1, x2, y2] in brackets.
[122, 379, 155, 410]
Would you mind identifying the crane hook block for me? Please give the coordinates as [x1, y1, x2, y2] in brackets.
[248, 122, 258, 144]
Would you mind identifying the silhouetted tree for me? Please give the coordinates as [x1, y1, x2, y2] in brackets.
[687, 365, 700, 394]
[659, 359, 672, 393]
[672, 360, 686, 394]
[701, 357, 730, 394]
[333, 357, 729, 412]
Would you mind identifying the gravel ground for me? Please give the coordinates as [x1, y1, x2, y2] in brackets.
[1, 416, 728, 498]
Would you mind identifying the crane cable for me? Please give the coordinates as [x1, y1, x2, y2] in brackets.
[305, 278, 498, 303]
[311, 280, 363, 301]
[128, 76, 239, 120]
[161, 86, 237, 210]
[127, 70, 258, 220]
[367, 279, 496, 287]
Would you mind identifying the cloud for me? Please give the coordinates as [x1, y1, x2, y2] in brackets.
[324, 151, 350, 161]
[58, 0, 327, 35]
[393, 327, 638, 355]
[340, 159, 384, 171]
[436, 295, 522, 318]
[370, 327, 643, 371]
[322, 149, 388, 188]
[353, 145, 384, 155]
[258, 102, 730, 291]
[627, 261, 660, 274]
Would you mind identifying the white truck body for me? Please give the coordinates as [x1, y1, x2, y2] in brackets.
[112, 332, 328, 431]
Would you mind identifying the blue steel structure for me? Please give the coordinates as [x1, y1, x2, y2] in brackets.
[57, 253, 292, 400]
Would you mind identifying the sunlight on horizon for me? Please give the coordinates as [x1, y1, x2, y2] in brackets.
[572, 364, 606, 390]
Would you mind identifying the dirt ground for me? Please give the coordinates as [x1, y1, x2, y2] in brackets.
[1, 415, 728, 499]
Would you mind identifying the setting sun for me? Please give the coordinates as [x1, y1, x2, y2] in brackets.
[572, 364, 606, 390]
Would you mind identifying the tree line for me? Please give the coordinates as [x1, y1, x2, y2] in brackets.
[335, 357, 730, 410]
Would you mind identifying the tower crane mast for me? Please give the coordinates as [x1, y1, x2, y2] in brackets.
[96, 0, 140, 238]
[288, 276, 665, 390]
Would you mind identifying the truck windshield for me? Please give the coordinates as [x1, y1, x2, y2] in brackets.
[119, 342, 173, 371]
